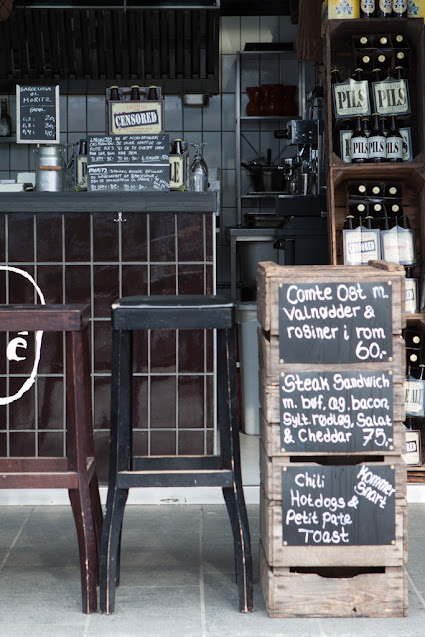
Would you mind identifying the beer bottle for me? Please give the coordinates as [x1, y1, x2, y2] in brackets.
[373, 202, 383, 216]
[364, 214, 374, 229]
[361, 55, 373, 73]
[377, 54, 390, 76]
[0, 98, 12, 137]
[368, 113, 386, 162]
[110, 86, 120, 101]
[130, 85, 140, 100]
[405, 269, 419, 314]
[394, 34, 406, 48]
[350, 116, 369, 163]
[344, 214, 355, 230]
[371, 184, 383, 196]
[172, 139, 184, 154]
[386, 115, 403, 162]
[360, 0, 376, 17]
[331, 68, 342, 84]
[357, 35, 372, 48]
[148, 86, 159, 100]
[393, 0, 407, 17]
[377, 0, 393, 16]
[387, 184, 401, 197]
[348, 183, 367, 198]
[398, 214, 416, 266]
[378, 35, 389, 47]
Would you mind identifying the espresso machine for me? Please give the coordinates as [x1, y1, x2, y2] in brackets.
[274, 118, 325, 196]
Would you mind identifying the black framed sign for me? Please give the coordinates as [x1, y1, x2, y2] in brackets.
[281, 464, 396, 546]
[16, 84, 60, 144]
[278, 281, 393, 363]
[280, 370, 394, 453]
[87, 134, 170, 192]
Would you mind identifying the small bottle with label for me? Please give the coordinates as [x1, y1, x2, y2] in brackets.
[393, 0, 407, 17]
[360, 0, 376, 17]
[350, 116, 369, 164]
[130, 85, 140, 100]
[386, 115, 403, 162]
[398, 214, 416, 266]
[405, 267, 419, 314]
[377, 0, 393, 17]
[0, 98, 12, 137]
[368, 113, 386, 163]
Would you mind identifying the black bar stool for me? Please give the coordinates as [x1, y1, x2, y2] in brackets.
[99, 295, 253, 614]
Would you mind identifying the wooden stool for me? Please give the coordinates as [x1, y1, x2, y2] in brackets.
[100, 295, 253, 614]
[0, 304, 103, 614]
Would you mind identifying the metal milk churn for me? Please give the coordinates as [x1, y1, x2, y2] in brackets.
[34, 145, 65, 191]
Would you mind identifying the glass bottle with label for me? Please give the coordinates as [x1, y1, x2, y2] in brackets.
[398, 214, 416, 266]
[394, 34, 406, 48]
[405, 267, 419, 314]
[360, 0, 376, 17]
[377, 0, 393, 16]
[357, 35, 372, 48]
[331, 68, 342, 84]
[378, 35, 389, 48]
[386, 115, 403, 162]
[393, 0, 407, 17]
[0, 98, 12, 137]
[368, 113, 386, 162]
[381, 215, 400, 263]
[350, 116, 369, 163]
[344, 214, 355, 230]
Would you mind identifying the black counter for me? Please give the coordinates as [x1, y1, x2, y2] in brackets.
[0, 191, 217, 213]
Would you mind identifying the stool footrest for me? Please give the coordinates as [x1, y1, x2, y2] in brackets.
[132, 455, 222, 471]
[117, 469, 233, 488]
[0, 471, 79, 489]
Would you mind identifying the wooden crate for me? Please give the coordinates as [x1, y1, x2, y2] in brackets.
[260, 541, 408, 618]
[257, 262, 406, 337]
[259, 451, 407, 568]
[325, 18, 425, 165]
[327, 167, 425, 267]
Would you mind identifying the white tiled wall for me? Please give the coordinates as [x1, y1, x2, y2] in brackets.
[0, 16, 316, 291]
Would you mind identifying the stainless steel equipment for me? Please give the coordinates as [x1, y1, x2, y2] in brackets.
[34, 145, 65, 192]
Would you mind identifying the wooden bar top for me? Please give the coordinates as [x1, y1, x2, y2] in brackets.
[0, 191, 217, 213]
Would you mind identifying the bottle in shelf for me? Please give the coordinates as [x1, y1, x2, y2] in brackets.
[348, 183, 367, 198]
[109, 86, 120, 101]
[405, 368, 425, 418]
[0, 98, 12, 137]
[376, 0, 393, 17]
[350, 115, 369, 163]
[405, 267, 418, 315]
[335, 118, 354, 161]
[360, 0, 376, 17]
[394, 34, 407, 48]
[364, 214, 374, 229]
[349, 201, 368, 219]
[385, 183, 402, 198]
[386, 115, 403, 162]
[360, 54, 373, 74]
[356, 35, 373, 48]
[398, 213, 416, 266]
[377, 54, 391, 76]
[344, 214, 355, 230]
[331, 68, 343, 84]
[377, 35, 390, 48]
[130, 85, 140, 100]
[405, 329, 422, 349]
[393, 0, 408, 17]
[368, 113, 386, 162]
[381, 215, 400, 262]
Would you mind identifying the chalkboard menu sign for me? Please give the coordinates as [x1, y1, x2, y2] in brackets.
[280, 371, 394, 453]
[281, 465, 396, 546]
[16, 85, 60, 144]
[87, 134, 169, 192]
[279, 281, 392, 363]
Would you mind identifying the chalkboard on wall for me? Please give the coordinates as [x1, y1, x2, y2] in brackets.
[16, 85, 60, 144]
[87, 134, 170, 192]
[280, 370, 394, 453]
[281, 464, 396, 546]
[279, 281, 393, 363]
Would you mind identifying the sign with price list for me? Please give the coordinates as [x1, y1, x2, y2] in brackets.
[279, 371, 394, 453]
[16, 85, 60, 144]
[278, 281, 393, 363]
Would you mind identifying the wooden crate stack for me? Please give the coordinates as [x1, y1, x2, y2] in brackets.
[257, 260, 407, 617]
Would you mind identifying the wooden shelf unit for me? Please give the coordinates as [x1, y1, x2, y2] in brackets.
[324, 18, 425, 483]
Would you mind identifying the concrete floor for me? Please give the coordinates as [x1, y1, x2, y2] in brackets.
[0, 502, 424, 636]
